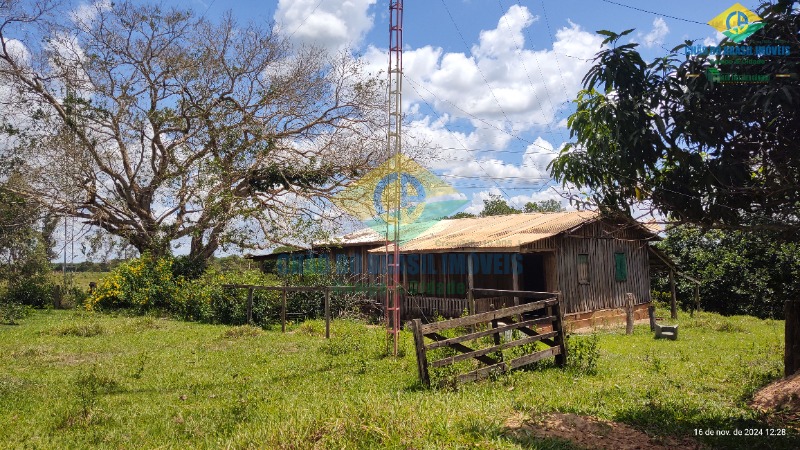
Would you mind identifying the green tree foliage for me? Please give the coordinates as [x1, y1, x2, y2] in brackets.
[655, 227, 800, 319]
[0, 174, 54, 307]
[523, 199, 564, 213]
[550, 1, 799, 234]
[0, 1, 384, 263]
[446, 212, 476, 219]
[479, 194, 521, 217]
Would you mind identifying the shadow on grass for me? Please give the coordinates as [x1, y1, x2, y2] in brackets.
[504, 435, 589, 450]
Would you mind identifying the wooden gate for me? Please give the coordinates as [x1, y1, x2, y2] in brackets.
[411, 289, 566, 387]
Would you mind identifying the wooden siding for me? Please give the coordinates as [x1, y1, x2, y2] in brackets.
[323, 218, 654, 317]
[555, 222, 651, 314]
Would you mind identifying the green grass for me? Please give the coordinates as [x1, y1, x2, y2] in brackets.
[49, 271, 108, 292]
[0, 308, 797, 449]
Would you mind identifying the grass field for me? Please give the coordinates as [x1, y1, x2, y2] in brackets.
[48, 271, 108, 292]
[1, 307, 796, 449]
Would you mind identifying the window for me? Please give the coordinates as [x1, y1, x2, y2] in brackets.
[614, 252, 627, 281]
[577, 254, 589, 284]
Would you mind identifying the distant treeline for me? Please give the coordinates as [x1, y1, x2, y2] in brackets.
[51, 260, 125, 273]
[52, 255, 256, 274]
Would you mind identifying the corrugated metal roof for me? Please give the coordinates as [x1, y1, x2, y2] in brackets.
[321, 226, 385, 247]
[367, 210, 602, 253]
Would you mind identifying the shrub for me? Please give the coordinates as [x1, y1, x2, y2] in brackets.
[2, 276, 55, 308]
[86, 255, 181, 312]
[181, 269, 280, 326]
[0, 300, 32, 325]
[567, 334, 600, 375]
[171, 255, 207, 280]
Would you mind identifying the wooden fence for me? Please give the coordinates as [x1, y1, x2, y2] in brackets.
[411, 289, 566, 387]
[402, 295, 524, 320]
[222, 285, 334, 338]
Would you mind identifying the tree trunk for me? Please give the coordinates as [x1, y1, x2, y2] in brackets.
[785, 300, 800, 377]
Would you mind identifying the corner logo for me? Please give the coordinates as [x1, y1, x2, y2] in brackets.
[332, 154, 467, 241]
[708, 3, 764, 43]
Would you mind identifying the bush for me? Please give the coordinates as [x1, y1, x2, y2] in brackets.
[0, 300, 32, 324]
[567, 334, 600, 375]
[2, 276, 55, 308]
[171, 256, 207, 280]
[189, 269, 281, 326]
[86, 255, 181, 312]
[83, 254, 370, 327]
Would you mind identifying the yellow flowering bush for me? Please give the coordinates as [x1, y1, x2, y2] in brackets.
[86, 255, 182, 311]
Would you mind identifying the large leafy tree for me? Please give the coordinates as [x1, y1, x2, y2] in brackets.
[0, 1, 384, 263]
[654, 227, 800, 319]
[0, 172, 57, 306]
[550, 0, 799, 235]
[480, 194, 521, 217]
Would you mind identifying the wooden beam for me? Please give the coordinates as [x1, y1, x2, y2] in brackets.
[471, 288, 557, 299]
[467, 254, 475, 315]
[425, 316, 555, 350]
[424, 332, 499, 366]
[411, 319, 430, 387]
[430, 331, 558, 368]
[281, 287, 287, 333]
[246, 287, 254, 325]
[420, 298, 557, 334]
[512, 255, 520, 307]
[670, 269, 677, 319]
[324, 288, 330, 339]
[456, 346, 561, 384]
[551, 294, 567, 367]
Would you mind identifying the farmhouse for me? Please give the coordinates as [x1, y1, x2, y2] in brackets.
[257, 211, 671, 327]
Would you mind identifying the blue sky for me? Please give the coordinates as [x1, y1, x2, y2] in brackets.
[46, 0, 766, 260]
[188, 0, 740, 214]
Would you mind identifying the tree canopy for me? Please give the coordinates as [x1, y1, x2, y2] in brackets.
[550, 0, 799, 235]
[654, 226, 799, 319]
[0, 1, 384, 262]
[480, 194, 522, 217]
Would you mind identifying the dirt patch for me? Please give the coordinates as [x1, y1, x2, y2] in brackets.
[752, 372, 800, 412]
[505, 412, 703, 450]
[751, 372, 800, 427]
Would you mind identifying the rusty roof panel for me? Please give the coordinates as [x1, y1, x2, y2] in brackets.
[367, 211, 602, 253]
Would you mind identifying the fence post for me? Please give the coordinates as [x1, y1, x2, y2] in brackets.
[554, 293, 567, 368]
[670, 270, 678, 319]
[786, 300, 800, 376]
[246, 286, 254, 325]
[281, 287, 287, 333]
[625, 293, 634, 335]
[324, 287, 330, 339]
[648, 305, 656, 331]
[411, 319, 430, 387]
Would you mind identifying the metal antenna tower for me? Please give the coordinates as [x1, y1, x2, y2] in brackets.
[385, 0, 403, 356]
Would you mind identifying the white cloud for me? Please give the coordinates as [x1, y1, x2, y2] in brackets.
[366, 5, 602, 135]
[472, 4, 538, 59]
[274, 0, 376, 53]
[1, 38, 31, 64]
[643, 17, 669, 48]
[446, 137, 560, 184]
[69, 0, 111, 30]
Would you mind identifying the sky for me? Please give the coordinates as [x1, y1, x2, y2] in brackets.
[197, 0, 738, 215]
[43, 0, 769, 261]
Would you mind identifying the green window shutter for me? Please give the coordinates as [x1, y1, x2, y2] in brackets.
[614, 252, 627, 281]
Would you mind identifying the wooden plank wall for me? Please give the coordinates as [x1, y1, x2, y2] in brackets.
[555, 222, 651, 314]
